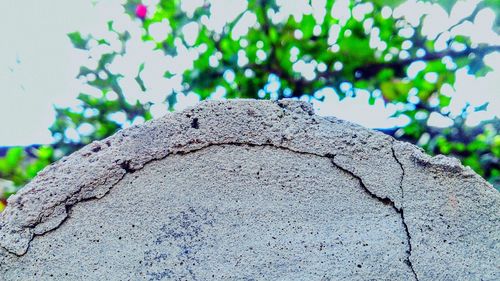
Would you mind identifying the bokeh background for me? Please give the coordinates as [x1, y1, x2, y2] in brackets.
[1, 0, 499, 210]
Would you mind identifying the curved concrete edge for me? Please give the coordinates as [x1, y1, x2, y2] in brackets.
[0, 100, 497, 279]
[392, 141, 500, 280]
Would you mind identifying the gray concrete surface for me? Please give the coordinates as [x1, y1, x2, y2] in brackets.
[0, 99, 498, 280]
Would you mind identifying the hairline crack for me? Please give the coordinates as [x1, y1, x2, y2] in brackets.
[3, 140, 418, 280]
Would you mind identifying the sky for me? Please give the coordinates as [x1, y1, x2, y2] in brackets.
[0, 0, 499, 146]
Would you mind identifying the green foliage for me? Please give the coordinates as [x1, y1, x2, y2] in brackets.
[1, 0, 499, 208]
[422, 119, 500, 183]
[68, 32, 88, 50]
[0, 146, 54, 209]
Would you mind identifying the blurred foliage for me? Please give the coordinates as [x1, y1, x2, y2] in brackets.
[0, 146, 54, 211]
[1, 0, 499, 208]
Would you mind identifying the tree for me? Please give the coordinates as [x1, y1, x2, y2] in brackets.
[1, 0, 499, 209]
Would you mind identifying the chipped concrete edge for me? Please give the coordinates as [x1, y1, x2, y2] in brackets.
[0, 99, 493, 265]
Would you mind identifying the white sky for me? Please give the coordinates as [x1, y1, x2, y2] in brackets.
[0, 0, 498, 146]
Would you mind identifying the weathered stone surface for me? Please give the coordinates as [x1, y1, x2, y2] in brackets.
[0, 99, 498, 280]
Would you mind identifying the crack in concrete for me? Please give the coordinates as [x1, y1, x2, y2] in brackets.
[4, 141, 418, 279]
[330, 146, 418, 281]
[391, 143, 419, 281]
[9, 169, 131, 257]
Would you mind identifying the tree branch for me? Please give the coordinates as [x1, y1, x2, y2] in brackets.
[353, 45, 500, 80]
[446, 2, 485, 33]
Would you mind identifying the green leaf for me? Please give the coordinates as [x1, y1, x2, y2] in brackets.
[36, 146, 53, 160]
[377, 69, 395, 81]
[78, 66, 94, 77]
[135, 63, 146, 91]
[67, 32, 87, 50]
[107, 21, 114, 31]
[5, 147, 24, 169]
[301, 14, 316, 39]
[381, 80, 410, 102]
[438, 94, 451, 107]
[163, 71, 175, 79]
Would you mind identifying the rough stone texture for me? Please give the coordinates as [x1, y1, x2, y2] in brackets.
[0, 99, 498, 280]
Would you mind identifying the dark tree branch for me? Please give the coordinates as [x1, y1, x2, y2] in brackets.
[353, 45, 500, 80]
[446, 2, 486, 33]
